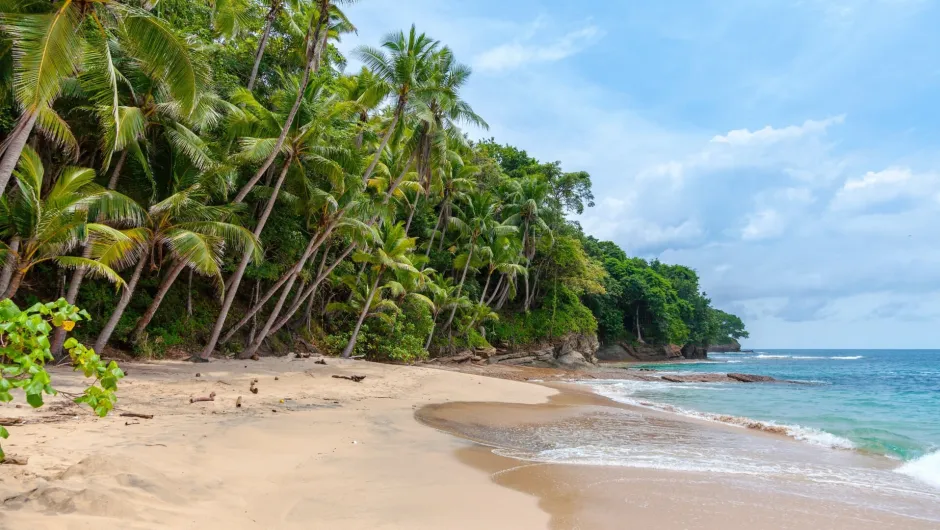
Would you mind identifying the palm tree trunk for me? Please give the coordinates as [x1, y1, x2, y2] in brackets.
[94, 247, 150, 353]
[200, 157, 292, 359]
[3, 266, 25, 299]
[362, 99, 405, 185]
[0, 112, 38, 200]
[636, 305, 643, 343]
[240, 229, 333, 358]
[442, 242, 473, 332]
[247, 279, 260, 346]
[107, 150, 128, 190]
[425, 208, 444, 258]
[131, 260, 188, 343]
[424, 318, 437, 351]
[0, 236, 20, 295]
[268, 241, 356, 335]
[404, 195, 420, 235]
[51, 246, 94, 358]
[383, 151, 417, 202]
[486, 274, 503, 306]
[480, 270, 493, 304]
[247, 4, 278, 91]
[232, 4, 330, 203]
[342, 271, 382, 358]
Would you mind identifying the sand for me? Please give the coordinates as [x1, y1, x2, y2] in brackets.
[0, 357, 554, 529]
[3, 358, 938, 530]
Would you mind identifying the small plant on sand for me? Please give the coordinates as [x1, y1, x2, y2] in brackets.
[0, 299, 124, 461]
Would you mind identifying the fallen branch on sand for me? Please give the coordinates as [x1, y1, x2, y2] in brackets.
[1, 455, 28, 465]
[190, 392, 217, 403]
[0, 418, 26, 426]
[119, 412, 154, 419]
[332, 375, 366, 383]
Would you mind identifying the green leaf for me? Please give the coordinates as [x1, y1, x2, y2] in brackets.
[26, 392, 43, 408]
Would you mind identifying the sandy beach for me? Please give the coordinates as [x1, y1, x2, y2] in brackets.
[1, 358, 938, 529]
[0, 357, 553, 529]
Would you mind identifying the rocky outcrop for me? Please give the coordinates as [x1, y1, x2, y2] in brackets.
[596, 342, 683, 362]
[707, 340, 741, 353]
[680, 344, 708, 360]
[727, 373, 776, 383]
[488, 333, 600, 369]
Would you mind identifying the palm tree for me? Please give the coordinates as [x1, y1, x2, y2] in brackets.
[335, 67, 388, 148]
[199, 76, 358, 359]
[421, 272, 466, 351]
[339, 222, 418, 358]
[441, 192, 516, 334]
[503, 175, 552, 310]
[99, 182, 261, 346]
[424, 160, 476, 256]
[0, 147, 144, 300]
[0, 0, 202, 199]
[355, 25, 439, 185]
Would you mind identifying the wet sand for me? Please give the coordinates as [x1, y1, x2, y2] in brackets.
[418, 384, 940, 530]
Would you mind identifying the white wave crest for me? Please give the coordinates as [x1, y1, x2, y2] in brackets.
[583, 381, 856, 451]
[830, 356, 863, 360]
[752, 354, 863, 361]
[897, 451, 940, 490]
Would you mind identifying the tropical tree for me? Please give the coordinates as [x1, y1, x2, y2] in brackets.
[0, 147, 144, 300]
[92, 181, 259, 350]
[0, 0, 203, 199]
[441, 192, 515, 335]
[355, 25, 439, 184]
[338, 222, 417, 357]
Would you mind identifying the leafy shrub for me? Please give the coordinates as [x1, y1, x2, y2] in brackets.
[324, 299, 433, 363]
[489, 286, 597, 347]
[0, 299, 124, 461]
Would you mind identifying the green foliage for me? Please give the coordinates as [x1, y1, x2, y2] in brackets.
[325, 298, 432, 363]
[489, 286, 596, 347]
[0, 299, 123, 461]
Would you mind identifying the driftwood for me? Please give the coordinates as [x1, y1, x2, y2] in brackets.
[434, 352, 473, 364]
[190, 392, 216, 403]
[314, 358, 327, 365]
[332, 375, 366, 383]
[119, 412, 153, 420]
[1, 455, 28, 465]
[236, 396, 242, 408]
[0, 417, 26, 426]
[249, 379, 259, 394]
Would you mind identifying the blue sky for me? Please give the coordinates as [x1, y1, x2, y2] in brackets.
[340, 0, 940, 348]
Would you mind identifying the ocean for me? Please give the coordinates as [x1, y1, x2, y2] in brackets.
[487, 349, 940, 520]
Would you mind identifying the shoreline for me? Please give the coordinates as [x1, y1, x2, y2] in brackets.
[2, 356, 937, 529]
[418, 380, 940, 529]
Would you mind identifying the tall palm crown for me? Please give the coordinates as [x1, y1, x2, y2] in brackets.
[354, 24, 439, 184]
[0, 0, 203, 197]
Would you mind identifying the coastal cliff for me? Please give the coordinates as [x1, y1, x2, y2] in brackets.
[485, 333, 600, 368]
[707, 340, 742, 352]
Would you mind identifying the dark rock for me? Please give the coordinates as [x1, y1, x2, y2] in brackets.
[597, 342, 683, 362]
[681, 344, 708, 360]
[707, 340, 742, 353]
[488, 333, 600, 368]
[727, 373, 776, 383]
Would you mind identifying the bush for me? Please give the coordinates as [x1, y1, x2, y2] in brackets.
[324, 299, 433, 363]
[488, 286, 597, 347]
[0, 299, 124, 461]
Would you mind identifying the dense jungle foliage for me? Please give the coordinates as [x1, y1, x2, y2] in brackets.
[0, 0, 747, 363]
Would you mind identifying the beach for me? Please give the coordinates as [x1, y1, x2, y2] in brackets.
[1, 356, 938, 529]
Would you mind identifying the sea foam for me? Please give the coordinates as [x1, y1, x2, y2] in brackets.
[897, 451, 940, 490]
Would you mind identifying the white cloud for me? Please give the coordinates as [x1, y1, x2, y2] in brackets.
[474, 24, 603, 73]
[710, 115, 845, 146]
[741, 209, 785, 240]
[830, 167, 939, 211]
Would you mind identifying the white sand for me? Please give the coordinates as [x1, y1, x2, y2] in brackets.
[0, 357, 555, 529]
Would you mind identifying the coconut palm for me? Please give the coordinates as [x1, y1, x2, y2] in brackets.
[355, 25, 439, 185]
[503, 175, 552, 310]
[199, 76, 358, 359]
[0, 146, 145, 300]
[440, 192, 515, 334]
[0, 0, 203, 199]
[338, 222, 418, 358]
[421, 272, 466, 351]
[90, 181, 261, 347]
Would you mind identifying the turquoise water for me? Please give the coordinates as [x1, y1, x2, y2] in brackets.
[631, 349, 940, 462]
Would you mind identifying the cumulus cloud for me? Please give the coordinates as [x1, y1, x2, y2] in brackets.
[741, 209, 785, 240]
[474, 24, 603, 73]
[830, 167, 939, 211]
[710, 115, 845, 146]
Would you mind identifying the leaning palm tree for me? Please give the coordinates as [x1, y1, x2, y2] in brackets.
[338, 222, 418, 358]
[355, 24, 439, 185]
[440, 192, 516, 333]
[92, 181, 260, 351]
[421, 272, 467, 351]
[503, 175, 552, 309]
[0, 146, 144, 300]
[0, 0, 203, 199]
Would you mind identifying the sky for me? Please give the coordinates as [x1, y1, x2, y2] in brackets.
[338, 0, 940, 349]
